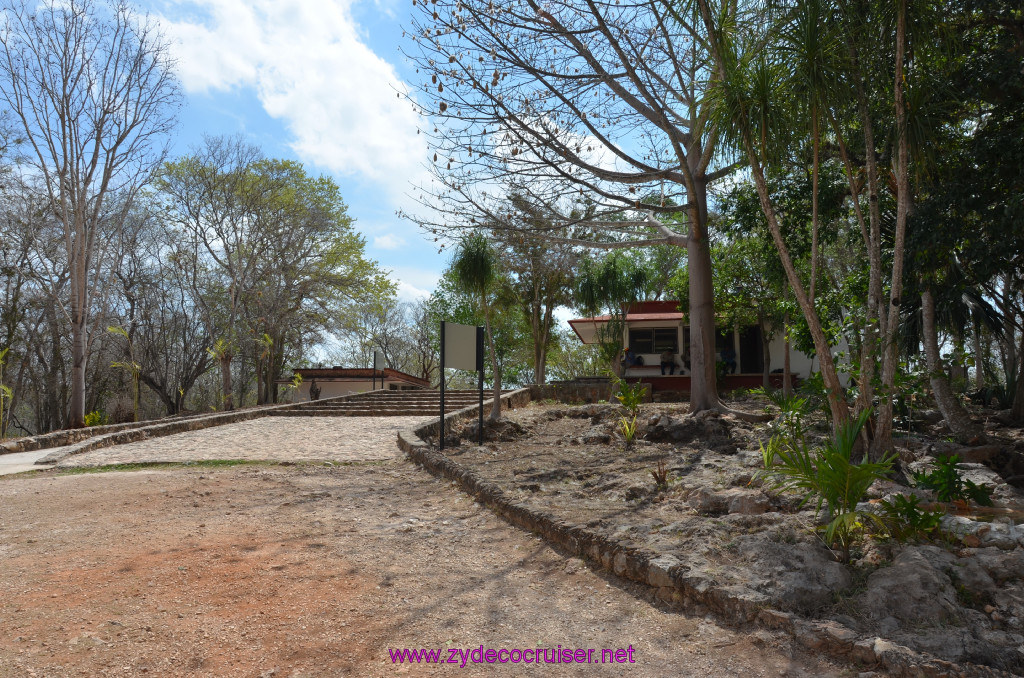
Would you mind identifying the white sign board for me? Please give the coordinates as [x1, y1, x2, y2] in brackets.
[443, 322, 479, 371]
[373, 350, 385, 370]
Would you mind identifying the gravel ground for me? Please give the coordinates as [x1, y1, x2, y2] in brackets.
[0, 417, 847, 677]
[54, 417, 434, 468]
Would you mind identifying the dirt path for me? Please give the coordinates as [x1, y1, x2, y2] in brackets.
[0, 419, 847, 677]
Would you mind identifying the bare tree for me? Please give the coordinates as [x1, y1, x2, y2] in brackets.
[157, 137, 264, 411]
[402, 0, 742, 413]
[0, 0, 180, 427]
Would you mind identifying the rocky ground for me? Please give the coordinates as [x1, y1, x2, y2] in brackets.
[441, 397, 1024, 675]
[0, 417, 848, 677]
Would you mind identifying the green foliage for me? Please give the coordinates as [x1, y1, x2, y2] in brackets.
[83, 410, 108, 427]
[760, 409, 893, 562]
[619, 415, 638, 446]
[284, 372, 302, 395]
[912, 455, 994, 506]
[893, 363, 928, 429]
[108, 326, 141, 423]
[878, 494, 945, 542]
[452, 232, 496, 297]
[612, 376, 646, 417]
[795, 371, 832, 417]
[752, 386, 813, 448]
[574, 252, 649, 370]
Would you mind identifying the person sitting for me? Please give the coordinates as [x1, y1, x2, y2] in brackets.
[720, 345, 737, 374]
[621, 347, 640, 370]
[660, 349, 677, 375]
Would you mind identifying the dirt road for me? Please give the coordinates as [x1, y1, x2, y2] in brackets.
[0, 418, 845, 677]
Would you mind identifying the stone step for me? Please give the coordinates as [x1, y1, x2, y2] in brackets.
[270, 408, 471, 417]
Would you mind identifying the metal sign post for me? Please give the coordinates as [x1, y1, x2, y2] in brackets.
[477, 326, 485, 445]
[439, 321, 484, 450]
[440, 321, 446, 449]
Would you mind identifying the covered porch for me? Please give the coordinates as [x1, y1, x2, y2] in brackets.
[568, 301, 797, 393]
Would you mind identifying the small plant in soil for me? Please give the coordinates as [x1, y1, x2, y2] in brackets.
[612, 376, 645, 417]
[619, 415, 639, 446]
[751, 386, 813, 450]
[912, 454, 994, 506]
[878, 494, 945, 542]
[650, 459, 669, 489]
[760, 409, 894, 562]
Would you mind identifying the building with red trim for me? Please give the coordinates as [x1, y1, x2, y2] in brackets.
[281, 367, 430, 402]
[568, 300, 817, 392]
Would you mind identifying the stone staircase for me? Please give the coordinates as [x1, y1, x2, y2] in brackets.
[269, 389, 500, 417]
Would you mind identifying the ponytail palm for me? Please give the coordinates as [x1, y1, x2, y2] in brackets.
[452, 233, 502, 420]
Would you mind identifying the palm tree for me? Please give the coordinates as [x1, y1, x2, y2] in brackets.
[452, 233, 502, 420]
[778, 0, 840, 304]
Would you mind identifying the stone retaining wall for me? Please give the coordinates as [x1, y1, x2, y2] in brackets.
[19, 392, 373, 464]
[528, 382, 613, 404]
[396, 400, 1009, 678]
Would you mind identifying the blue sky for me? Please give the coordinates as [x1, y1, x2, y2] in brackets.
[140, 0, 443, 301]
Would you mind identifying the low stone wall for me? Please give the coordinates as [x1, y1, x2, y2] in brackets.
[528, 382, 614, 404]
[397, 405, 1007, 678]
[18, 392, 368, 464]
[411, 389, 532, 442]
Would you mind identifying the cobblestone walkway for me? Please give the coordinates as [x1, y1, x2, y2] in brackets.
[55, 416, 433, 468]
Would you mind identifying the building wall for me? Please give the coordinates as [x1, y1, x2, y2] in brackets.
[765, 333, 851, 385]
[621, 320, 688, 374]
[293, 380, 375, 402]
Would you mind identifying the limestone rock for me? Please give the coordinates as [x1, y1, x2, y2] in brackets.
[724, 488, 770, 515]
[644, 412, 736, 453]
[582, 426, 612, 445]
[861, 547, 961, 624]
[736, 539, 852, 614]
[647, 554, 681, 589]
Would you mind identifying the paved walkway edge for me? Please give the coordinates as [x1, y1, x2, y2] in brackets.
[31, 391, 383, 465]
[396, 395, 1009, 678]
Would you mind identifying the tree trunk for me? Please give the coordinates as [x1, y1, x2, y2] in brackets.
[872, 0, 912, 460]
[841, 26, 886, 450]
[687, 180, 720, 412]
[220, 354, 234, 411]
[742, 153, 848, 428]
[973, 320, 985, 390]
[921, 288, 977, 439]
[69, 264, 87, 428]
[483, 295, 502, 421]
[810, 113, 820, 304]
[759, 311, 771, 389]
[256, 354, 265, 405]
[1013, 329, 1024, 422]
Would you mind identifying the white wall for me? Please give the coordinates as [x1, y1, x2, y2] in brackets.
[294, 380, 375, 402]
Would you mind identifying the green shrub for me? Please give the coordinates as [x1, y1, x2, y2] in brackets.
[878, 494, 945, 542]
[83, 410, 108, 427]
[912, 454, 994, 506]
[619, 415, 638, 446]
[612, 376, 645, 417]
[760, 409, 894, 562]
[751, 386, 813, 449]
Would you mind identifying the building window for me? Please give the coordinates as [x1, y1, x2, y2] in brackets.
[628, 328, 678, 353]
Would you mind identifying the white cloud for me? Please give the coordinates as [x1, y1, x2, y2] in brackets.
[396, 280, 431, 302]
[158, 0, 423, 188]
[372, 233, 406, 250]
[389, 265, 440, 302]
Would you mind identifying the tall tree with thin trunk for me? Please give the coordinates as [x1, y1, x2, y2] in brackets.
[0, 0, 179, 427]
[452, 233, 503, 420]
